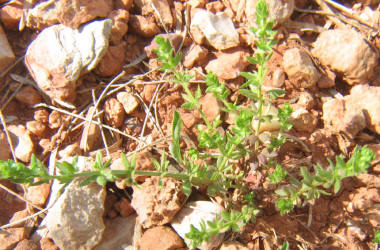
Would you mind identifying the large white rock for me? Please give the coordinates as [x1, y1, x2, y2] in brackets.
[94, 215, 136, 250]
[190, 9, 239, 50]
[37, 156, 106, 250]
[25, 19, 112, 103]
[311, 29, 378, 85]
[171, 201, 224, 250]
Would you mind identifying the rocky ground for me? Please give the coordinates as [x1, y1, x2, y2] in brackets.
[0, 0, 379, 249]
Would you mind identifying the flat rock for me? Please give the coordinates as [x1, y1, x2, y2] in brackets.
[171, 201, 224, 250]
[14, 239, 39, 250]
[0, 130, 10, 160]
[0, 227, 28, 250]
[283, 48, 319, 89]
[245, 0, 294, 26]
[25, 183, 51, 207]
[26, 120, 47, 138]
[131, 176, 186, 228]
[0, 25, 15, 73]
[25, 19, 112, 103]
[151, 0, 174, 28]
[311, 29, 378, 85]
[41, 176, 106, 249]
[139, 226, 184, 250]
[190, 9, 239, 50]
[7, 125, 34, 162]
[205, 49, 249, 80]
[94, 215, 136, 250]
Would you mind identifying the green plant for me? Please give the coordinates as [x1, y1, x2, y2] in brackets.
[0, 1, 376, 249]
[374, 230, 380, 244]
[275, 146, 375, 215]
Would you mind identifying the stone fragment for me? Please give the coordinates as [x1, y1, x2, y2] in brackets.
[150, 0, 174, 28]
[96, 42, 126, 77]
[7, 125, 34, 162]
[297, 91, 314, 110]
[25, 183, 51, 207]
[0, 0, 23, 30]
[34, 109, 49, 123]
[25, 19, 112, 103]
[171, 201, 224, 250]
[80, 107, 101, 152]
[245, 0, 294, 26]
[0, 25, 15, 72]
[141, 84, 157, 103]
[283, 48, 319, 89]
[190, 9, 239, 50]
[116, 91, 139, 114]
[205, 1, 225, 12]
[42, 178, 106, 249]
[0, 130, 10, 160]
[58, 143, 80, 159]
[0, 228, 28, 250]
[114, 198, 135, 217]
[0, 180, 25, 225]
[322, 98, 366, 138]
[271, 68, 285, 88]
[57, 0, 113, 29]
[26, 121, 46, 137]
[205, 49, 249, 80]
[115, 0, 133, 10]
[94, 215, 136, 250]
[290, 107, 318, 133]
[220, 241, 249, 250]
[109, 9, 129, 44]
[129, 15, 161, 38]
[104, 98, 126, 128]
[312, 29, 378, 85]
[183, 44, 208, 68]
[346, 84, 380, 135]
[48, 110, 62, 129]
[131, 176, 186, 228]
[139, 226, 184, 250]
[23, 0, 60, 29]
[14, 239, 39, 250]
[9, 209, 34, 229]
[39, 238, 59, 250]
[200, 93, 221, 123]
[15, 86, 42, 105]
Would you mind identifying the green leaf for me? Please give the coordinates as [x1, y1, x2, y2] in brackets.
[374, 230, 380, 244]
[280, 241, 289, 250]
[239, 89, 259, 100]
[96, 175, 107, 186]
[182, 180, 192, 196]
[268, 165, 287, 184]
[169, 110, 182, 164]
[267, 89, 285, 99]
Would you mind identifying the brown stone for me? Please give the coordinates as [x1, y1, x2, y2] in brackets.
[34, 109, 49, 123]
[131, 177, 186, 228]
[48, 110, 62, 129]
[109, 9, 129, 44]
[25, 183, 51, 207]
[0, 130, 10, 160]
[116, 91, 139, 114]
[200, 93, 222, 124]
[96, 42, 127, 77]
[129, 15, 161, 38]
[139, 226, 184, 250]
[0, 25, 15, 73]
[0, 0, 23, 30]
[57, 0, 113, 29]
[0, 227, 28, 250]
[80, 107, 101, 152]
[114, 0, 133, 10]
[26, 121, 46, 138]
[183, 44, 208, 68]
[14, 239, 39, 250]
[114, 198, 135, 217]
[205, 49, 249, 80]
[40, 238, 59, 250]
[104, 98, 125, 128]
[15, 86, 42, 105]
[7, 125, 34, 162]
